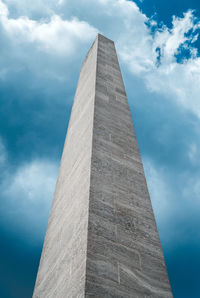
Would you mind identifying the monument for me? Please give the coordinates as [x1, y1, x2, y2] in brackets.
[33, 34, 173, 297]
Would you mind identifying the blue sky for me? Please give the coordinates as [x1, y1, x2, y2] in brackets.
[0, 0, 200, 297]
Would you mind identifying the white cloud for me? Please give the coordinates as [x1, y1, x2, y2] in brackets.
[3, 0, 57, 18]
[0, 0, 8, 16]
[0, 159, 58, 241]
[1, 0, 199, 118]
[154, 11, 199, 62]
[0, 0, 98, 55]
[58, 0, 64, 5]
[4, 159, 57, 203]
[117, 9, 200, 118]
[30, 16, 97, 55]
[1, 0, 200, 101]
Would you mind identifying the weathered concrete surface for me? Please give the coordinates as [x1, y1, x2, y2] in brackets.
[33, 34, 173, 297]
[33, 38, 97, 298]
[85, 34, 173, 297]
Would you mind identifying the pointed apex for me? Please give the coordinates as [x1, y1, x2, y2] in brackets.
[96, 33, 114, 43]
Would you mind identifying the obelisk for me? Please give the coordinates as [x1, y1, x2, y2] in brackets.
[33, 34, 173, 297]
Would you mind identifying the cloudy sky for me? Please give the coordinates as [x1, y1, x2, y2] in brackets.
[0, 0, 200, 297]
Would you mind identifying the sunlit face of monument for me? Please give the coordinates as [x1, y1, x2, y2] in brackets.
[33, 34, 172, 298]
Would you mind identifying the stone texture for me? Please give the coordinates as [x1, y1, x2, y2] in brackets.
[33, 34, 173, 298]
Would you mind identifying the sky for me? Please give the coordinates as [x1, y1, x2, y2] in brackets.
[0, 0, 200, 297]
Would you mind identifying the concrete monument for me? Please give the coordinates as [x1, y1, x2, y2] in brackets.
[33, 34, 173, 297]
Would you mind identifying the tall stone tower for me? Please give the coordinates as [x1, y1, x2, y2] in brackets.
[33, 34, 172, 297]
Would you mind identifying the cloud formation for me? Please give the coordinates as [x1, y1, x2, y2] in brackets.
[0, 156, 58, 242]
[1, 0, 199, 116]
[0, 0, 199, 245]
[0, 0, 199, 251]
[117, 9, 200, 117]
[0, 0, 97, 55]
